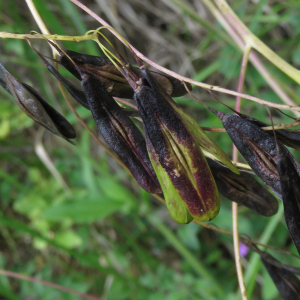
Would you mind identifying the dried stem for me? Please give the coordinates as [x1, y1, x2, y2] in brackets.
[0, 269, 102, 300]
[25, 0, 50, 35]
[0, 31, 94, 42]
[58, 84, 130, 173]
[231, 45, 251, 300]
[2, 29, 292, 110]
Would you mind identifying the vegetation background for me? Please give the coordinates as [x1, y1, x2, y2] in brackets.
[0, 0, 300, 299]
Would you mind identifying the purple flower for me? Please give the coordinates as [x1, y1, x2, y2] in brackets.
[239, 242, 249, 257]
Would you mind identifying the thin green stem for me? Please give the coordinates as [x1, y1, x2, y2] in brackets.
[232, 45, 251, 300]
[0, 31, 94, 42]
[0, 30, 298, 111]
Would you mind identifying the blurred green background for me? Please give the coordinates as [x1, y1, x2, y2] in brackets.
[1, 0, 300, 299]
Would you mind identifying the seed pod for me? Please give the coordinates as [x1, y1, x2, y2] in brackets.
[58, 49, 191, 99]
[244, 242, 300, 299]
[0, 63, 76, 143]
[127, 53, 239, 175]
[277, 144, 300, 255]
[136, 84, 220, 223]
[75, 66, 161, 194]
[205, 98, 300, 150]
[37, 53, 89, 109]
[115, 56, 221, 223]
[221, 113, 283, 199]
[246, 242, 300, 275]
[207, 158, 278, 216]
[261, 252, 300, 300]
[234, 112, 300, 150]
[275, 128, 300, 149]
[37, 53, 142, 119]
[205, 104, 300, 199]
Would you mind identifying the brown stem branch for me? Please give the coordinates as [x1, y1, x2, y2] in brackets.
[231, 45, 251, 300]
[0, 269, 102, 300]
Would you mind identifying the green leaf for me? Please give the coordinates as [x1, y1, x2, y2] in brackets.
[42, 198, 126, 223]
[0, 118, 10, 139]
[54, 230, 83, 249]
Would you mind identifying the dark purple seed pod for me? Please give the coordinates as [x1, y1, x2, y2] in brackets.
[207, 158, 278, 217]
[245, 242, 300, 299]
[261, 252, 300, 300]
[112, 53, 225, 223]
[77, 70, 161, 194]
[222, 113, 282, 199]
[132, 82, 219, 223]
[37, 53, 89, 109]
[234, 112, 300, 150]
[221, 111, 300, 254]
[34, 44, 161, 192]
[277, 144, 300, 256]
[59, 49, 191, 99]
[0, 63, 76, 143]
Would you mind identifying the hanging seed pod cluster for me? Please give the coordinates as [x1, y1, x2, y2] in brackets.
[39, 37, 240, 224]
[2, 25, 300, 299]
[1, 29, 300, 235]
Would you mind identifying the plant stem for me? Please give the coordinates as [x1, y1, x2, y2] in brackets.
[0, 28, 297, 111]
[25, 0, 50, 34]
[0, 270, 102, 300]
[232, 45, 251, 300]
[34, 128, 72, 197]
[3, 1, 299, 111]
[0, 31, 94, 42]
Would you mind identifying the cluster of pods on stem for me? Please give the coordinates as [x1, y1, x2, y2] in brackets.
[1, 30, 300, 299]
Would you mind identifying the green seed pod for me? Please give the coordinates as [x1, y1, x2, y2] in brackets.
[116, 55, 221, 223]
[131, 58, 239, 175]
[138, 86, 220, 223]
